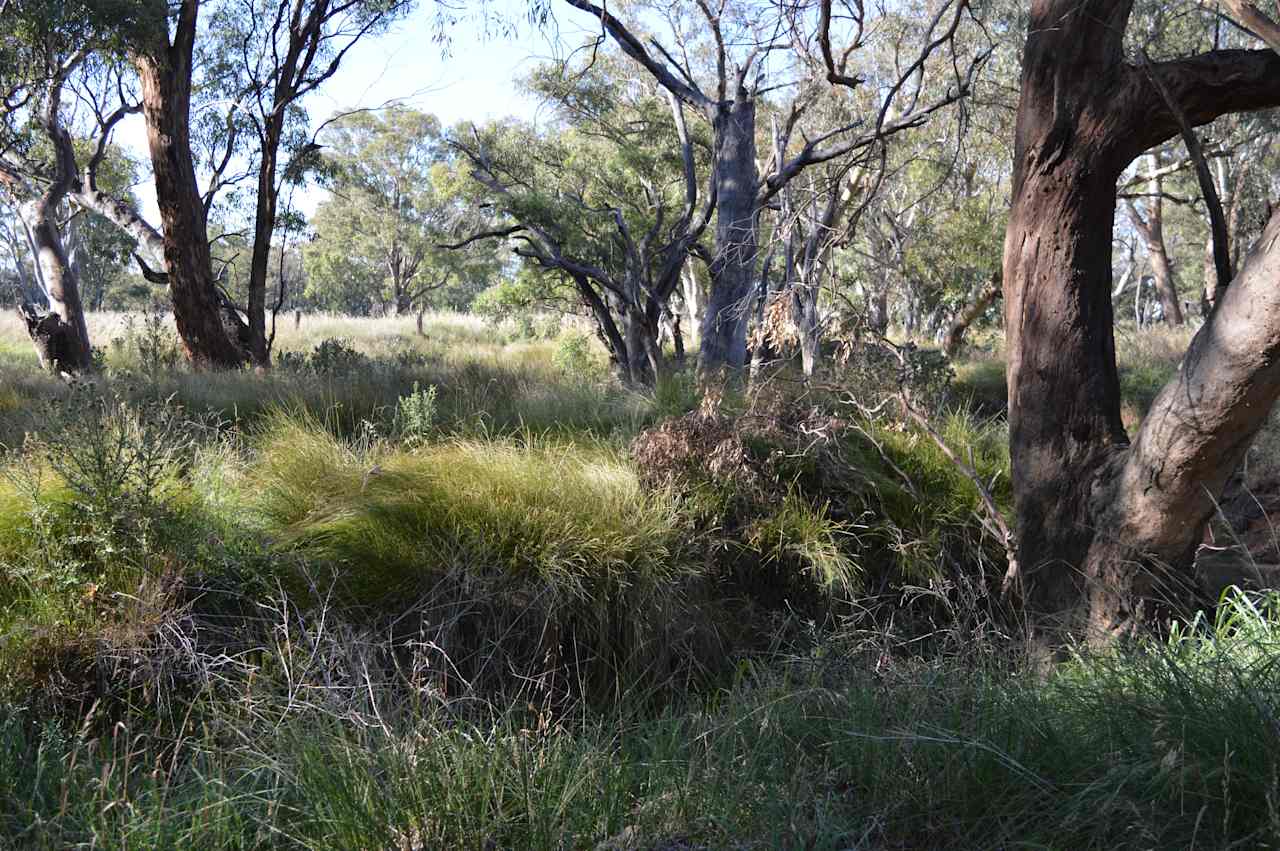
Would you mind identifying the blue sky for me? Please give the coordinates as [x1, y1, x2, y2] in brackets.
[121, 0, 606, 222]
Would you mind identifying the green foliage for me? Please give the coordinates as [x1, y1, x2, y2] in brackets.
[6, 592, 1280, 848]
[248, 414, 690, 605]
[744, 493, 860, 597]
[2, 315, 1279, 849]
[277, 337, 370, 376]
[106, 305, 183, 377]
[392, 381, 437, 446]
[551, 328, 607, 380]
[305, 108, 501, 315]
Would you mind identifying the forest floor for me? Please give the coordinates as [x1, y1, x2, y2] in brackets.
[1, 311, 1279, 849]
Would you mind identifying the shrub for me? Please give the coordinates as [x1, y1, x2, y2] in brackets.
[278, 337, 371, 376]
[552, 329, 608, 381]
[393, 381, 438, 446]
[107, 305, 183, 377]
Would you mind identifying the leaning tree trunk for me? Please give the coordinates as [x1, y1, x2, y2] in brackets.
[1083, 207, 1280, 639]
[942, 275, 1001, 358]
[1005, 0, 1280, 644]
[0, 78, 93, 373]
[133, 2, 246, 370]
[699, 97, 758, 373]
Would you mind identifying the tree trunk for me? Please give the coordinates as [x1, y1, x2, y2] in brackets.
[670, 307, 686, 365]
[0, 77, 93, 373]
[395, 286, 413, 317]
[942, 275, 1001, 358]
[699, 97, 757, 372]
[867, 285, 889, 335]
[132, 1, 246, 370]
[1126, 165, 1184, 326]
[1004, 0, 1280, 642]
[245, 121, 282, 367]
[798, 310, 820, 378]
[20, 205, 91, 373]
[682, 265, 701, 345]
[623, 307, 657, 387]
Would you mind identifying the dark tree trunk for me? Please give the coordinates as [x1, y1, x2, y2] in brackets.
[699, 98, 757, 372]
[395, 286, 413, 317]
[867, 286, 889, 335]
[245, 121, 282, 367]
[670, 307, 686, 365]
[1005, 0, 1280, 642]
[133, 0, 246, 370]
[623, 308, 655, 387]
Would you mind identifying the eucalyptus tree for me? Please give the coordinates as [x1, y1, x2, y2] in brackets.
[556, 0, 986, 373]
[1122, 148, 1185, 326]
[126, 0, 251, 368]
[0, 0, 144, 371]
[1001, 0, 1280, 643]
[451, 56, 714, 387]
[306, 108, 500, 321]
[202, 0, 413, 366]
[121, 0, 415, 369]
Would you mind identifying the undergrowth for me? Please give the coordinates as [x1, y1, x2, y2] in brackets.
[0, 314, 1277, 849]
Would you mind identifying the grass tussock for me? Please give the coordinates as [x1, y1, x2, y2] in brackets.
[248, 412, 690, 601]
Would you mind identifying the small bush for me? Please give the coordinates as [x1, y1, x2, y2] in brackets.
[107, 305, 183, 377]
[551, 328, 607, 380]
[393, 381, 438, 446]
[278, 337, 371, 376]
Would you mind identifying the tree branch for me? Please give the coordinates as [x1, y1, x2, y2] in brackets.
[558, 0, 711, 110]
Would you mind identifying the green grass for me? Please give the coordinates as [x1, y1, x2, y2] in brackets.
[3, 590, 1280, 849]
[2, 312, 1280, 848]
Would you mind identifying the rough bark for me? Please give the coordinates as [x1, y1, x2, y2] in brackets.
[699, 97, 757, 371]
[132, 0, 247, 369]
[1004, 0, 1280, 641]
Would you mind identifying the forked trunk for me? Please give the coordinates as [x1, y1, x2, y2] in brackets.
[1005, 0, 1280, 642]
